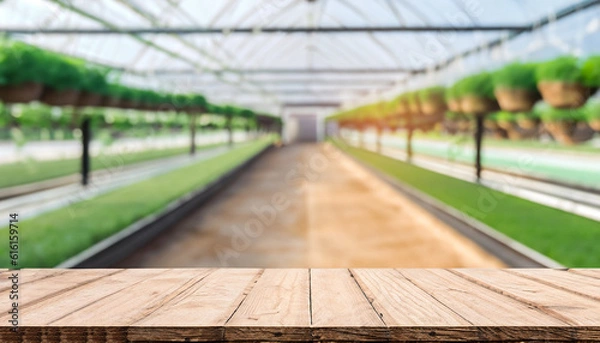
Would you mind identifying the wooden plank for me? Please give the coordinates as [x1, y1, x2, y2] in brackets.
[509, 269, 600, 301]
[8, 269, 164, 325]
[1, 269, 123, 312]
[0, 269, 70, 293]
[456, 269, 600, 326]
[225, 269, 310, 342]
[400, 269, 573, 342]
[310, 268, 387, 341]
[570, 269, 600, 279]
[352, 269, 479, 342]
[129, 268, 262, 342]
[0, 269, 167, 342]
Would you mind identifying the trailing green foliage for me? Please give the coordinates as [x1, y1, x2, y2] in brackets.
[453, 72, 496, 99]
[583, 99, 600, 120]
[444, 84, 460, 101]
[417, 86, 445, 102]
[535, 102, 585, 122]
[0, 40, 54, 86]
[581, 55, 600, 87]
[493, 62, 538, 91]
[536, 56, 582, 83]
[495, 111, 517, 122]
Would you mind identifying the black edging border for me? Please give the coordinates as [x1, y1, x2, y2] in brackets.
[335, 141, 563, 268]
[57, 143, 274, 268]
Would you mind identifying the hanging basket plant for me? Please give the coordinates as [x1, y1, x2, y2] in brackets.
[75, 67, 108, 107]
[418, 86, 447, 115]
[454, 72, 499, 114]
[0, 40, 49, 103]
[584, 99, 600, 131]
[582, 55, 600, 95]
[40, 54, 87, 106]
[41, 89, 81, 107]
[0, 82, 44, 104]
[406, 91, 421, 115]
[77, 92, 102, 107]
[493, 63, 540, 112]
[445, 85, 462, 113]
[496, 111, 517, 130]
[539, 104, 592, 145]
[515, 111, 540, 130]
[390, 94, 409, 117]
[536, 57, 589, 109]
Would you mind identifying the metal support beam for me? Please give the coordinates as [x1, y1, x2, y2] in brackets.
[406, 113, 414, 162]
[149, 68, 416, 75]
[81, 116, 91, 186]
[474, 114, 484, 181]
[189, 113, 197, 155]
[283, 102, 341, 108]
[0, 25, 533, 35]
[432, 0, 600, 71]
[226, 115, 233, 146]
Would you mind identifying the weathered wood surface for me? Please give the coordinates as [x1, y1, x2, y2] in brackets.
[0, 268, 598, 342]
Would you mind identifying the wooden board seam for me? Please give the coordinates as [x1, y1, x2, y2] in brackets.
[395, 269, 476, 326]
[449, 269, 577, 326]
[19, 269, 125, 312]
[506, 269, 600, 302]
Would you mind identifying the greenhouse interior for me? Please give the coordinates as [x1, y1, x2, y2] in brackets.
[0, 0, 599, 341]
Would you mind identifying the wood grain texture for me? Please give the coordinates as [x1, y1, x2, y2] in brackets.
[509, 268, 600, 301]
[570, 268, 600, 279]
[310, 268, 387, 341]
[400, 269, 568, 325]
[225, 269, 310, 341]
[128, 268, 262, 342]
[456, 269, 600, 326]
[1, 268, 599, 342]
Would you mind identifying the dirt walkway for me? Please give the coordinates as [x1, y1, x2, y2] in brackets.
[120, 143, 504, 268]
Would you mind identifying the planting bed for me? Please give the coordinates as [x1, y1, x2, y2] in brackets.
[335, 140, 600, 267]
[0, 139, 272, 268]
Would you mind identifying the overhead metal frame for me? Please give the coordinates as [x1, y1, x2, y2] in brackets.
[0, 25, 534, 34]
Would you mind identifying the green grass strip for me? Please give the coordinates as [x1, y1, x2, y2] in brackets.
[333, 139, 600, 267]
[0, 138, 272, 268]
[0, 143, 222, 189]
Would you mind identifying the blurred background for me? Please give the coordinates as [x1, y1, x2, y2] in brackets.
[0, 0, 598, 270]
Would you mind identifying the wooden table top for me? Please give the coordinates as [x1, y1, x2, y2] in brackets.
[1, 268, 599, 342]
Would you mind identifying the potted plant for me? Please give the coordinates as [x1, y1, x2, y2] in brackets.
[418, 86, 447, 115]
[582, 55, 600, 94]
[0, 41, 47, 103]
[76, 67, 107, 107]
[189, 94, 208, 114]
[390, 94, 409, 117]
[444, 111, 469, 134]
[493, 62, 540, 112]
[119, 87, 141, 110]
[538, 103, 592, 144]
[484, 112, 499, 130]
[40, 54, 84, 106]
[584, 99, 600, 131]
[445, 85, 462, 113]
[496, 111, 524, 140]
[536, 57, 588, 109]
[515, 111, 540, 130]
[99, 83, 122, 108]
[406, 91, 421, 115]
[454, 72, 499, 114]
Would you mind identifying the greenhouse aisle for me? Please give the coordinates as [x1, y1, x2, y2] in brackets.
[120, 143, 504, 268]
